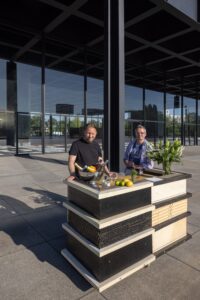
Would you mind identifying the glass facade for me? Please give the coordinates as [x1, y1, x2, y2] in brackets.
[17, 63, 42, 154]
[125, 85, 143, 141]
[87, 77, 103, 145]
[168, 0, 197, 21]
[145, 89, 164, 144]
[0, 55, 200, 156]
[45, 69, 84, 153]
[183, 97, 196, 145]
[0, 59, 7, 148]
[166, 93, 181, 141]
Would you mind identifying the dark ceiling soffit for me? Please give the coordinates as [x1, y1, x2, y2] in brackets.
[12, 0, 88, 61]
[1, 0, 200, 96]
[2, 0, 199, 71]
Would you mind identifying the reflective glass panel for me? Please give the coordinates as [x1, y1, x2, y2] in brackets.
[125, 85, 143, 139]
[17, 63, 42, 153]
[0, 59, 7, 149]
[45, 69, 84, 152]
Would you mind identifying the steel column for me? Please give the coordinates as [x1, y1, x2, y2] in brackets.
[41, 34, 45, 154]
[104, 0, 125, 172]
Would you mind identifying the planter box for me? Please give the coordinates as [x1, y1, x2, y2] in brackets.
[153, 217, 188, 253]
[62, 170, 191, 291]
[67, 180, 153, 219]
[152, 198, 188, 226]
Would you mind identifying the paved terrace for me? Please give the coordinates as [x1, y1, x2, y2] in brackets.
[0, 147, 200, 300]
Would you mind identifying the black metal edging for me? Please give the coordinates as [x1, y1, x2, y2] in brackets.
[154, 233, 192, 258]
[154, 192, 192, 208]
[153, 211, 191, 232]
[152, 172, 192, 186]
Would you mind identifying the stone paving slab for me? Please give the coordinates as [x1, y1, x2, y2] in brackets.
[0, 215, 44, 257]
[36, 181, 68, 197]
[0, 147, 200, 299]
[0, 183, 51, 198]
[0, 198, 18, 219]
[0, 243, 91, 300]
[0, 173, 37, 188]
[47, 236, 68, 253]
[102, 255, 200, 300]
[1, 193, 56, 215]
[167, 231, 200, 271]
[1, 191, 66, 215]
[187, 222, 200, 235]
[29, 169, 62, 183]
[80, 290, 106, 300]
[22, 206, 67, 241]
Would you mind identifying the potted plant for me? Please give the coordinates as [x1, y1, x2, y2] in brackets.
[147, 139, 184, 175]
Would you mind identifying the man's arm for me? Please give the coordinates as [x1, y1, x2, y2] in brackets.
[67, 154, 77, 180]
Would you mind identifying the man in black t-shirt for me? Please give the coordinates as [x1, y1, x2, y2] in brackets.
[67, 123, 109, 181]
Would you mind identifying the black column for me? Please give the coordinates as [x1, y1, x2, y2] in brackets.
[104, 0, 125, 172]
[163, 72, 166, 144]
[84, 48, 87, 126]
[6, 61, 17, 147]
[181, 80, 184, 145]
[41, 34, 45, 154]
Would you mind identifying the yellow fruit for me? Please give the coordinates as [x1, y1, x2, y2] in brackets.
[115, 180, 121, 186]
[120, 180, 125, 186]
[87, 166, 96, 173]
[126, 180, 133, 187]
[124, 179, 130, 183]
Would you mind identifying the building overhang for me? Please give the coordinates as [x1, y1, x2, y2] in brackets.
[0, 0, 200, 98]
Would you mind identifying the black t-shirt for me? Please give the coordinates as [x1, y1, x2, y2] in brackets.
[69, 138, 102, 168]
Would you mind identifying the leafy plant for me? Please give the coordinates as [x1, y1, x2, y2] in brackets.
[147, 139, 184, 175]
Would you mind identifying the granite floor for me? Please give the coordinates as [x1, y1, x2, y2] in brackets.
[0, 148, 200, 300]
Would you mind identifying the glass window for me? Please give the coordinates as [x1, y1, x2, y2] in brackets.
[125, 85, 143, 138]
[183, 97, 196, 124]
[17, 63, 41, 113]
[166, 93, 181, 141]
[46, 69, 83, 115]
[167, 0, 197, 21]
[87, 77, 103, 142]
[145, 89, 164, 122]
[183, 96, 196, 145]
[0, 59, 7, 111]
[125, 85, 143, 120]
[17, 63, 41, 153]
[45, 69, 84, 152]
[198, 99, 200, 123]
[0, 59, 7, 145]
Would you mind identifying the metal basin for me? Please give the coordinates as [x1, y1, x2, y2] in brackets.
[78, 170, 95, 181]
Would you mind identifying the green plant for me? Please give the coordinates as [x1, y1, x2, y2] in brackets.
[131, 169, 138, 182]
[147, 139, 184, 175]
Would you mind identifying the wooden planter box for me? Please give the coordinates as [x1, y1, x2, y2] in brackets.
[61, 170, 191, 291]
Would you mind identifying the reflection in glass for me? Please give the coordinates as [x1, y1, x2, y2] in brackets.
[125, 85, 143, 139]
[17, 63, 42, 154]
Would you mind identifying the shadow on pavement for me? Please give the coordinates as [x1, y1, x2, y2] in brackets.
[0, 192, 90, 291]
[18, 154, 68, 166]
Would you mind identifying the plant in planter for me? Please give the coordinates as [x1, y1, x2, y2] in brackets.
[147, 139, 184, 175]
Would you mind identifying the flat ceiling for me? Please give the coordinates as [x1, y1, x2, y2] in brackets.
[0, 0, 200, 98]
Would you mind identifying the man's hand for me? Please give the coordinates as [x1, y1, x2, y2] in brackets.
[63, 176, 75, 184]
[125, 160, 134, 168]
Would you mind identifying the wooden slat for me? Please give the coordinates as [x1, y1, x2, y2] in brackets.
[152, 199, 187, 226]
[153, 218, 187, 252]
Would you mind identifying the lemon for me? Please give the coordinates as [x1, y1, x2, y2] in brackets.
[126, 180, 133, 187]
[87, 166, 96, 173]
[124, 178, 130, 183]
[115, 180, 121, 186]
